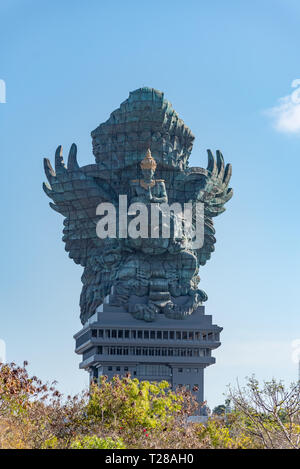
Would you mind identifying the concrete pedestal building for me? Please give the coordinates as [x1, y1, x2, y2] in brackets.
[74, 294, 222, 406]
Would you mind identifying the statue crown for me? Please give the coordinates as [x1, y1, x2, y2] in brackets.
[140, 148, 157, 170]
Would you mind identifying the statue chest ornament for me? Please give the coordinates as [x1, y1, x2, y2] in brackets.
[140, 179, 156, 190]
[130, 179, 165, 192]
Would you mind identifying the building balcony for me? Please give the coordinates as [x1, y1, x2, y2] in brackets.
[79, 353, 216, 369]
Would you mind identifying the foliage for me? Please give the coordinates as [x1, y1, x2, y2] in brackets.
[212, 405, 226, 416]
[70, 435, 126, 449]
[228, 376, 300, 449]
[1, 362, 299, 449]
[0, 361, 88, 449]
[88, 375, 182, 431]
[195, 418, 256, 449]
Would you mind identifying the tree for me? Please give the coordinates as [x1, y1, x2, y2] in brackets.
[212, 405, 226, 416]
[87, 375, 191, 447]
[228, 376, 300, 449]
[3, 361, 298, 449]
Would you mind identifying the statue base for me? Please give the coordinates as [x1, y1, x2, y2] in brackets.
[74, 298, 222, 409]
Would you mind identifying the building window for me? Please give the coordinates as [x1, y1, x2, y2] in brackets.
[157, 331, 162, 339]
[163, 331, 168, 339]
[178, 368, 183, 373]
[182, 331, 187, 340]
[92, 329, 97, 338]
[116, 367, 120, 371]
[108, 366, 112, 371]
[112, 330, 117, 338]
[102, 345, 211, 360]
[144, 331, 149, 339]
[118, 330, 123, 338]
[124, 367, 128, 372]
[105, 329, 111, 338]
[176, 331, 181, 340]
[98, 329, 103, 338]
[125, 330, 130, 338]
[150, 330, 155, 339]
[188, 332, 193, 340]
[138, 331, 143, 339]
[137, 364, 171, 377]
[169, 331, 174, 339]
[131, 330, 136, 339]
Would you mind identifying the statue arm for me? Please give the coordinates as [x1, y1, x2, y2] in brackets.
[150, 181, 168, 203]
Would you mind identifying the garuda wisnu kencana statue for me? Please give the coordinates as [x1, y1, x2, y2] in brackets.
[43, 87, 233, 323]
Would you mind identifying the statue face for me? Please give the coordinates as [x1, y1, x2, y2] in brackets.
[142, 168, 155, 180]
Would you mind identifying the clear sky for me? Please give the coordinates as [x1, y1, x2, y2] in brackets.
[0, 0, 299, 408]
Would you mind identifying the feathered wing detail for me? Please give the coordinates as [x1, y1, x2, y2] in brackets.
[202, 150, 233, 215]
[43, 144, 120, 323]
[198, 150, 232, 266]
[177, 149, 233, 266]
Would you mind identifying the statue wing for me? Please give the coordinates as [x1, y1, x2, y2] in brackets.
[43, 144, 120, 322]
[178, 150, 233, 266]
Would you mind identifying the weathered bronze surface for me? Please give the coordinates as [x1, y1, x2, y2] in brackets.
[43, 87, 233, 324]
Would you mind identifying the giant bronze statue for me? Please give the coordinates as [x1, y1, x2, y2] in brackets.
[43, 88, 232, 324]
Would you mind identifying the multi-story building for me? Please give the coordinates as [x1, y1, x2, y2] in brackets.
[74, 293, 222, 406]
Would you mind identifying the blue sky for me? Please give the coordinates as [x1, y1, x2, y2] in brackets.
[0, 0, 299, 408]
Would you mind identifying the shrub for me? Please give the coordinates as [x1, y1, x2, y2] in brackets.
[70, 435, 126, 449]
[1, 362, 298, 449]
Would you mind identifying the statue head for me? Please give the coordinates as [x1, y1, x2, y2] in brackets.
[140, 148, 157, 180]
